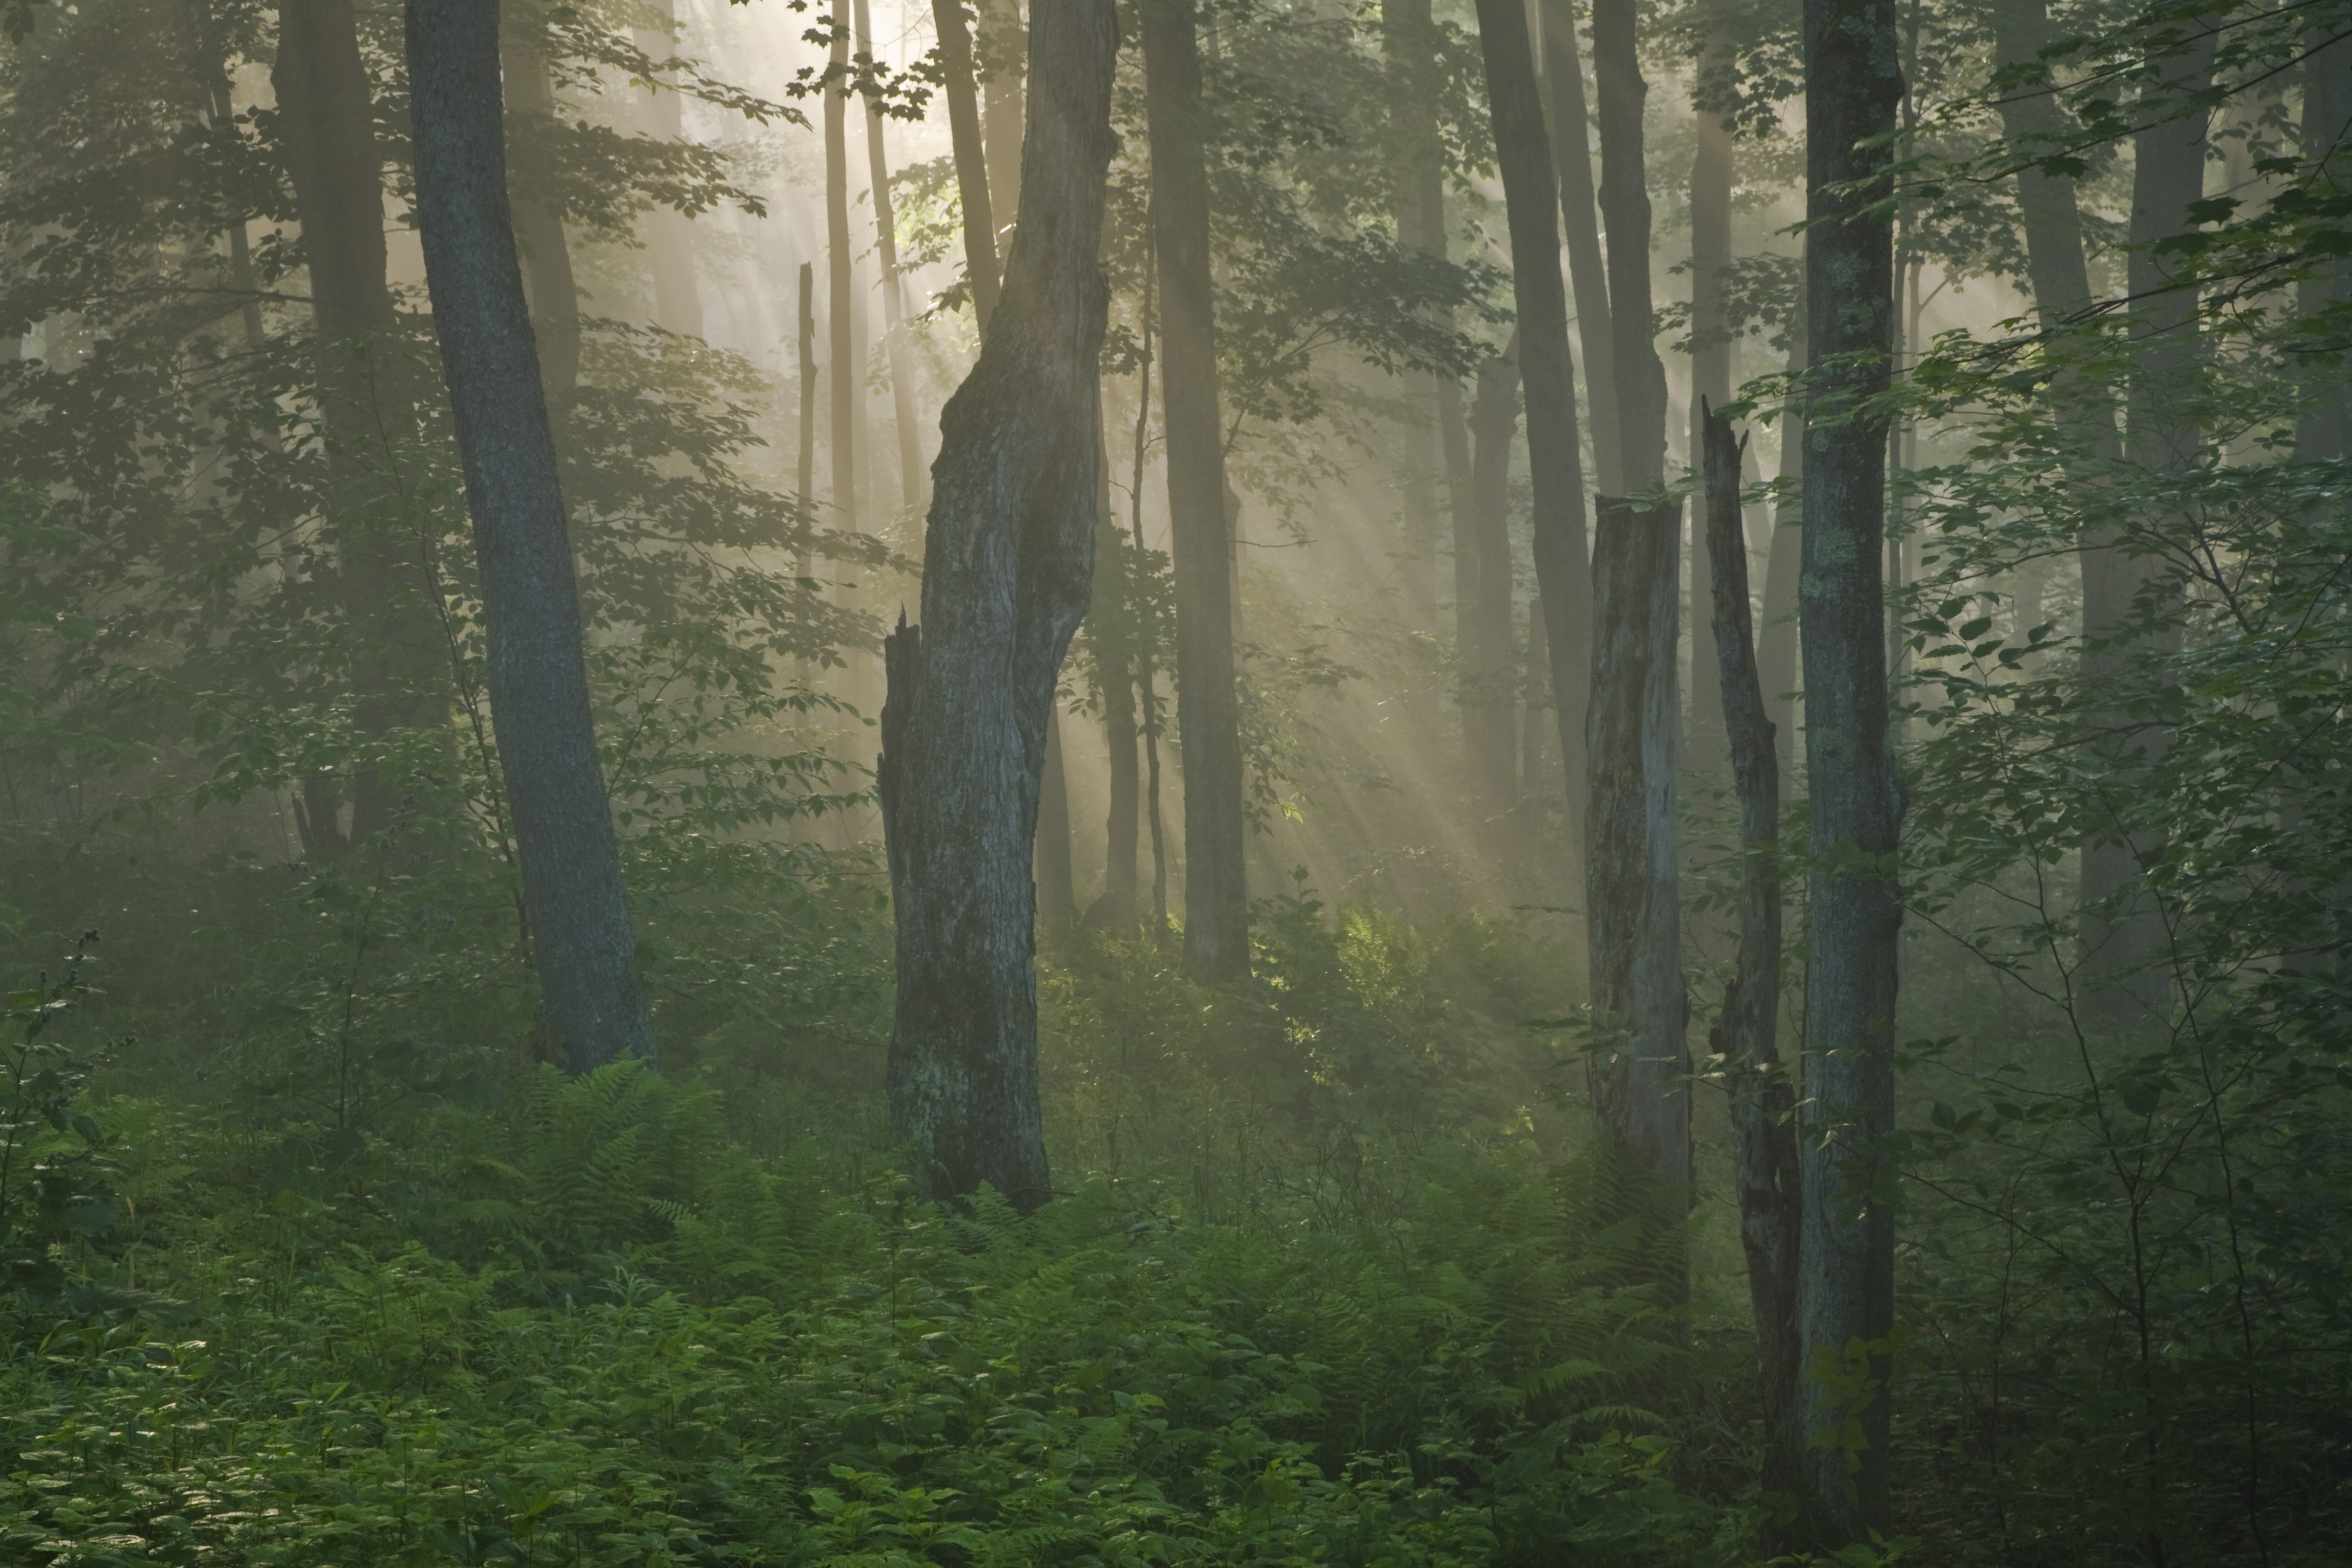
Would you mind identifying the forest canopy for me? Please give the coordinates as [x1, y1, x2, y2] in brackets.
[1, 0, 2347, 1561]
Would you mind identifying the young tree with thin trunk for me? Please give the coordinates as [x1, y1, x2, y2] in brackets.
[855, 0, 926, 511]
[405, 0, 657, 1075]
[798, 261, 818, 512]
[1475, 0, 1595, 871]
[1463, 348, 1522, 814]
[1384, 0, 1448, 621]
[878, 0, 1118, 1210]
[1686, 57, 1737, 775]
[1140, 0, 1249, 979]
[1089, 409, 1140, 929]
[1535, 0, 1621, 498]
[1795, 0, 1905, 1537]
[1702, 400, 1803, 1516]
[825, 8, 859, 531]
[930, 0, 1001, 331]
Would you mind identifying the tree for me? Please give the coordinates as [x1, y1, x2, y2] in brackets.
[1795, 0, 1905, 1536]
[878, 0, 1118, 1210]
[1140, 0, 1249, 979]
[929, 0, 1001, 330]
[1461, 345, 1522, 813]
[1589, 0, 1669, 487]
[404, 0, 657, 1074]
[855, 0, 926, 511]
[825, 4, 859, 533]
[499, 0, 582, 406]
[1536, 0, 1622, 496]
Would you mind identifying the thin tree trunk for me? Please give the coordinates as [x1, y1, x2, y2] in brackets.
[878, 0, 1117, 1209]
[1141, 0, 1248, 979]
[798, 261, 818, 510]
[406, 0, 657, 1074]
[1385, 0, 1447, 623]
[1524, 594, 1551, 797]
[1037, 707, 1077, 932]
[856, 0, 928, 511]
[1588, 0, 1668, 487]
[1703, 400, 1803, 1521]
[633, 6, 703, 338]
[1536, 0, 1621, 496]
[1131, 302, 1171, 937]
[825, 8, 859, 530]
[1093, 480, 1142, 928]
[1465, 347, 1522, 815]
[1795, 0, 1905, 1537]
[499, 0, 582, 405]
[1686, 78, 1735, 775]
[980, 0, 1025, 240]
[930, 0, 1001, 330]
[1586, 497, 1688, 1186]
[1758, 311, 1807, 793]
[1478, 0, 1595, 872]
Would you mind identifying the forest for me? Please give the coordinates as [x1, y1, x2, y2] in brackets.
[1, 0, 2347, 1558]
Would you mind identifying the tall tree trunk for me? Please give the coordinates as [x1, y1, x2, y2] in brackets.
[854, 0, 928, 511]
[406, 0, 657, 1075]
[1686, 78, 1736, 776]
[1385, 0, 1447, 623]
[979, 0, 1025, 240]
[825, 8, 859, 530]
[931, 0, 1001, 331]
[1464, 347, 1522, 815]
[275, 0, 428, 851]
[1757, 328, 1805, 795]
[1093, 474, 1142, 928]
[1796, 0, 1904, 1538]
[1588, 0, 1668, 487]
[1585, 497, 1688, 1185]
[1703, 401, 1803, 1521]
[1477, 0, 1595, 871]
[1037, 707, 1077, 931]
[798, 261, 818, 509]
[498, 0, 581, 405]
[1141, 0, 1248, 979]
[878, 0, 1117, 1209]
[2078, 34, 2211, 1027]
[1537, 0, 1621, 496]
[633, 5, 703, 338]
[1986, 0, 2102, 332]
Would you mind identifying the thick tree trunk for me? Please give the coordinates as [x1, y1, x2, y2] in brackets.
[1464, 348, 1522, 815]
[275, 0, 430, 851]
[825, 10, 859, 530]
[1703, 401, 1804, 1518]
[856, 0, 928, 511]
[1588, 0, 1668, 488]
[633, 6, 703, 338]
[2078, 37, 2211, 1027]
[1586, 496, 1688, 1186]
[407, 0, 657, 1074]
[498, 0, 581, 405]
[1536, 0, 1621, 498]
[1795, 0, 1904, 1538]
[1141, 0, 1249, 979]
[878, 0, 1116, 1210]
[930, 0, 1001, 330]
[1477, 0, 1595, 871]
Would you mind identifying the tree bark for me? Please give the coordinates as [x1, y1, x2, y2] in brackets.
[633, 5, 703, 339]
[2301, 24, 2352, 461]
[1686, 79, 1736, 776]
[498, 0, 582, 405]
[407, 0, 657, 1075]
[980, 0, 1025, 240]
[1477, 0, 1595, 872]
[1703, 401, 1803, 1518]
[1037, 706, 1077, 932]
[1092, 470, 1142, 928]
[1588, 0, 1668, 488]
[798, 261, 818, 511]
[825, 8, 859, 530]
[1536, 0, 1620, 496]
[1585, 496, 1688, 1187]
[1796, 0, 1904, 1537]
[878, 0, 1116, 1210]
[856, 0, 928, 512]
[1385, 0, 1448, 622]
[1464, 347, 1522, 815]
[1757, 328, 1805, 796]
[931, 0, 1001, 331]
[1141, 0, 1249, 979]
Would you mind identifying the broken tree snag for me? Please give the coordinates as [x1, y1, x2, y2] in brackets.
[1585, 496, 1690, 1194]
[1702, 401, 1803, 1511]
[877, 0, 1119, 1214]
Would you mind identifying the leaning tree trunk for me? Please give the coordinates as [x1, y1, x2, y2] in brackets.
[1588, 0, 1669, 488]
[930, 0, 1001, 330]
[878, 0, 1117, 1211]
[1586, 496, 1688, 1188]
[1795, 0, 1905, 1539]
[1476, 0, 1595, 871]
[1536, 0, 1620, 497]
[856, 0, 928, 510]
[406, 0, 657, 1074]
[1141, 0, 1249, 979]
[1703, 401, 1803, 1523]
[1463, 347, 1522, 816]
